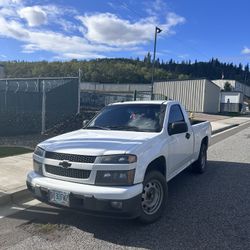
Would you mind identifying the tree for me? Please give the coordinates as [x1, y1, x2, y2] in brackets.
[224, 82, 232, 91]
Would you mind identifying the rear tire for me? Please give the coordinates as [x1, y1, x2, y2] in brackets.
[138, 171, 167, 224]
[192, 143, 207, 174]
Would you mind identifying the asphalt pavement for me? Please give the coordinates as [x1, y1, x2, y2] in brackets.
[0, 126, 250, 250]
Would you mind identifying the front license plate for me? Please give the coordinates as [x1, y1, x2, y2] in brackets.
[49, 190, 70, 207]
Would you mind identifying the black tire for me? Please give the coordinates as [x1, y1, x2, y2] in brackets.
[138, 171, 167, 224]
[192, 142, 207, 174]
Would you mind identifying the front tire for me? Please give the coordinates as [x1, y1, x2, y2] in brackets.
[138, 171, 167, 224]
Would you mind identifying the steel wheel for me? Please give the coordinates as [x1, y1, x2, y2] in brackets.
[192, 142, 207, 173]
[200, 146, 207, 170]
[141, 179, 164, 215]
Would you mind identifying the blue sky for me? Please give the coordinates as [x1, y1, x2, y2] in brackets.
[0, 0, 250, 64]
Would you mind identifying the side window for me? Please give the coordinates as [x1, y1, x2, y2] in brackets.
[168, 104, 185, 124]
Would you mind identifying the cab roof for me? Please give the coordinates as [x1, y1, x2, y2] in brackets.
[109, 100, 175, 106]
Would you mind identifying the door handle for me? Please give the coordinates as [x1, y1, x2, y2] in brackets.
[186, 133, 191, 139]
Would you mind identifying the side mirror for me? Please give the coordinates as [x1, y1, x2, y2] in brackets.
[82, 119, 90, 128]
[168, 121, 188, 135]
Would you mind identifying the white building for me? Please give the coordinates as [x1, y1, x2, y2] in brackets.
[153, 79, 220, 113]
[80, 82, 151, 93]
[212, 79, 250, 97]
[220, 91, 243, 113]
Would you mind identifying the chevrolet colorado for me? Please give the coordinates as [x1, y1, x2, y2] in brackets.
[27, 100, 211, 223]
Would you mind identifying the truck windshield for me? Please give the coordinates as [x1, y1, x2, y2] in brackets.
[86, 104, 166, 132]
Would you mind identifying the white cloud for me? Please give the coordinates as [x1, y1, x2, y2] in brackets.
[53, 53, 105, 60]
[18, 6, 47, 27]
[178, 54, 190, 59]
[242, 46, 250, 55]
[165, 12, 185, 30]
[145, 0, 168, 16]
[0, 0, 21, 6]
[0, 16, 119, 59]
[77, 12, 185, 47]
[0, 1, 186, 59]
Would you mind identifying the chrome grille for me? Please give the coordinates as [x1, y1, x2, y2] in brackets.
[45, 164, 91, 179]
[45, 151, 96, 163]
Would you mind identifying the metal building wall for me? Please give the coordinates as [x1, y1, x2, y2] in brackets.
[203, 79, 220, 113]
[212, 79, 250, 98]
[212, 79, 236, 89]
[153, 79, 206, 112]
[220, 92, 243, 104]
[80, 82, 151, 92]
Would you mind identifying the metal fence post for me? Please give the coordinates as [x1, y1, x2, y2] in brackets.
[77, 69, 81, 114]
[4, 79, 8, 108]
[133, 90, 137, 101]
[41, 80, 46, 134]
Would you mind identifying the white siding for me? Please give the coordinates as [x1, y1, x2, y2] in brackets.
[153, 79, 220, 113]
[203, 80, 220, 113]
[153, 79, 206, 112]
[212, 79, 250, 97]
[212, 80, 236, 89]
[221, 92, 243, 104]
[80, 82, 151, 92]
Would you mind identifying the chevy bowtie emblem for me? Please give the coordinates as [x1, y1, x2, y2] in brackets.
[59, 161, 72, 168]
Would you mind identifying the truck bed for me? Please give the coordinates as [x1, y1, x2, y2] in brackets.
[189, 119, 207, 126]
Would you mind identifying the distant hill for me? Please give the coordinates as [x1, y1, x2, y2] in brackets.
[1, 56, 249, 86]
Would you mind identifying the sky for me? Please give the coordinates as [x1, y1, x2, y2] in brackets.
[0, 0, 250, 65]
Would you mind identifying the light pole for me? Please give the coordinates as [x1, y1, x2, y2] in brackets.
[151, 26, 162, 100]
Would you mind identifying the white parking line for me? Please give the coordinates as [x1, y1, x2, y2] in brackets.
[0, 199, 41, 219]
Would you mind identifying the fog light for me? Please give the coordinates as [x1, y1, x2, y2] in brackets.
[110, 201, 123, 209]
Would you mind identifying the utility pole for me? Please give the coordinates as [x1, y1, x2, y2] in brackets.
[151, 26, 162, 100]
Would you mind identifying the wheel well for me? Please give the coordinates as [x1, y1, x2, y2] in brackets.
[202, 136, 208, 149]
[145, 156, 166, 178]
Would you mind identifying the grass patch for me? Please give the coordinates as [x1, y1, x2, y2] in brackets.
[0, 147, 33, 158]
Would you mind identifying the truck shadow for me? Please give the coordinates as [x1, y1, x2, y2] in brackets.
[4, 160, 250, 249]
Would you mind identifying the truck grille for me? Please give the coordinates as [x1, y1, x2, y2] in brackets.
[45, 164, 91, 179]
[45, 151, 96, 163]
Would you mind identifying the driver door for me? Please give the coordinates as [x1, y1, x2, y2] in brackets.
[166, 104, 194, 177]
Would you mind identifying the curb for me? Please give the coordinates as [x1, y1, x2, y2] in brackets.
[211, 124, 239, 135]
[0, 187, 31, 207]
[211, 121, 250, 145]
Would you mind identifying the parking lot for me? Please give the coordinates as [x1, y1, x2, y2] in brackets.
[0, 125, 250, 250]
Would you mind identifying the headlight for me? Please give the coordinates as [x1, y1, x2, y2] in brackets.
[95, 169, 135, 186]
[33, 160, 43, 175]
[95, 154, 137, 164]
[34, 146, 45, 157]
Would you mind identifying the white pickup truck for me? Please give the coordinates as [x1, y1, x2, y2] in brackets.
[27, 101, 211, 223]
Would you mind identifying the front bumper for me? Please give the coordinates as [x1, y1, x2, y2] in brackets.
[26, 171, 142, 218]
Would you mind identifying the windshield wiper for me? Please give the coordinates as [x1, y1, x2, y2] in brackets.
[107, 125, 141, 131]
[85, 126, 110, 130]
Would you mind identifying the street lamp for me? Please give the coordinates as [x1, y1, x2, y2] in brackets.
[151, 26, 162, 100]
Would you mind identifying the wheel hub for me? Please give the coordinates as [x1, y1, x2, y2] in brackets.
[141, 179, 163, 215]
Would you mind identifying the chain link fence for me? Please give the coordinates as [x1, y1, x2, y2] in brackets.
[81, 91, 152, 109]
[80, 91, 166, 109]
[0, 77, 79, 136]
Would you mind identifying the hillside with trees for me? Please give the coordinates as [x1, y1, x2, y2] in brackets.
[1, 55, 250, 86]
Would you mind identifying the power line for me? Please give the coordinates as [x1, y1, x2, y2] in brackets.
[108, 0, 211, 61]
[116, 0, 145, 19]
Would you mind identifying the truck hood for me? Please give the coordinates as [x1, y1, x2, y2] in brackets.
[38, 129, 159, 156]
